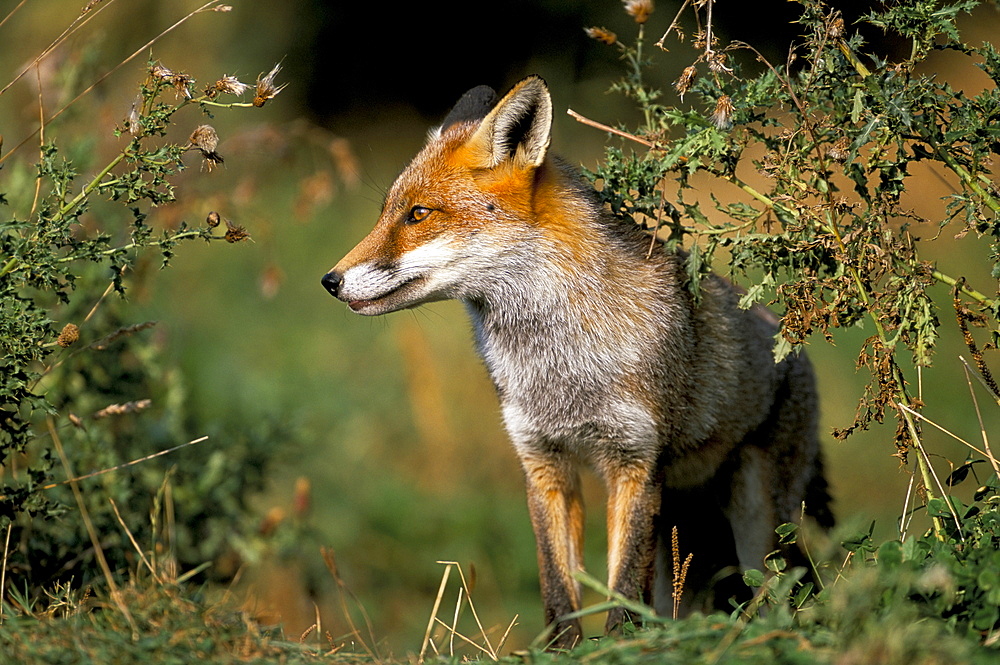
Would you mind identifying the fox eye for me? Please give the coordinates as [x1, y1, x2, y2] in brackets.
[406, 206, 432, 224]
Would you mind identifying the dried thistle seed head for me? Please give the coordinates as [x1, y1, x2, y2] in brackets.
[126, 95, 142, 135]
[150, 63, 173, 82]
[828, 15, 845, 39]
[253, 63, 287, 107]
[708, 51, 732, 74]
[210, 75, 249, 98]
[170, 72, 195, 99]
[207, 211, 221, 227]
[57, 323, 80, 347]
[710, 94, 735, 130]
[224, 219, 251, 243]
[189, 124, 225, 170]
[189, 124, 219, 153]
[585, 26, 618, 45]
[622, 0, 653, 24]
[827, 136, 851, 162]
[674, 65, 698, 100]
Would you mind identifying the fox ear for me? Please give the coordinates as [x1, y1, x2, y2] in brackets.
[465, 76, 552, 169]
[439, 85, 498, 133]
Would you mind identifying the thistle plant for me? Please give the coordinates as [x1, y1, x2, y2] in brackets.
[582, 0, 1000, 524]
[0, 2, 287, 591]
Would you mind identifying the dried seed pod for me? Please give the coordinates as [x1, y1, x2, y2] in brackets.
[57, 323, 80, 347]
[253, 63, 287, 107]
[674, 65, 698, 100]
[224, 219, 251, 243]
[188, 125, 224, 170]
[584, 27, 618, 45]
[623, 0, 654, 24]
[710, 94, 735, 130]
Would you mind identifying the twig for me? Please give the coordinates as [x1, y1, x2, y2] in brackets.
[0, 521, 11, 625]
[30, 65, 44, 218]
[0, 0, 118, 97]
[899, 468, 917, 539]
[0, 0, 28, 32]
[898, 402, 995, 470]
[960, 358, 1000, 477]
[0, 0, 228, 165]
[419, 562, 452, 663]
[109, 497, 163, 585]
[655, 0, 695, 49]
[898, 408, 964, 540]
[47, 417, 137, 636]
[320, 547, 380, 662]
[0, 436, 208, 501]
[446, 560, 496, 658]
[567, 108, 658, 148]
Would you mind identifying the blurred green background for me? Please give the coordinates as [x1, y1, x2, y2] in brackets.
[1, 0, 998, 655]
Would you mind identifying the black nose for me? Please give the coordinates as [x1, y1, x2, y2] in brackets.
[321, 271, 343, 297]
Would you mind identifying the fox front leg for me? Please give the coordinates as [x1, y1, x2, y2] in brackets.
[603, 462, 660, 635]
[521, 455, 586, 650]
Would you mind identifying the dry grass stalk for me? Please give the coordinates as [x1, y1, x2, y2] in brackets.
[420, 560, 515, 662]
[93, 399, 151, 419]
[670, 526, 693, 620]
[959, 358, 1000, 477]
[0, 436, 208, 504]
[419, 562, 452, 661]
[109, 498, 163, 585]
[320, 547, 379, 661]
[47, 417, 137, 635]
[0, 521, 11, 625]
[0, 0, 231, 166]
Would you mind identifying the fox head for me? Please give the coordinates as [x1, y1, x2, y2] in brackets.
[321, 76, 556, 315]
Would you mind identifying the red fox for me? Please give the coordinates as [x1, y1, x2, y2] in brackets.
[322, 76, 832, 648]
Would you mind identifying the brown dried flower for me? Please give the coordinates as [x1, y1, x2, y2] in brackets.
[828, 15, 845, 40]
[827, 136, 851, 162]
[710, 94, 735, 130]
[93, 399, 152, 419]
[708, 51, 732, 75]
[224, 219, 251, 243]
[208, 75, 249, 98]
[253, 63, 287, 107]
[149, 63, 173, 82]
[188, 125, 224, 170]
[125, 95, 142, 135]
[674, 65, 698, 100]
[57, 323, 80, 347]
[293, 477, 312, 518]
[258, 507, 285, 536]
[622, 0, 654, 24]
[585, 26, 618, 45]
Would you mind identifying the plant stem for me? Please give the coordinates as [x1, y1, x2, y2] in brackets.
[54, 151, 126, 222]
[932, 270, 996, 309]
[54, 229, 214, 263]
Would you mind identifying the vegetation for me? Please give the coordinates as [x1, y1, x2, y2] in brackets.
[0, 0, 998, 663]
